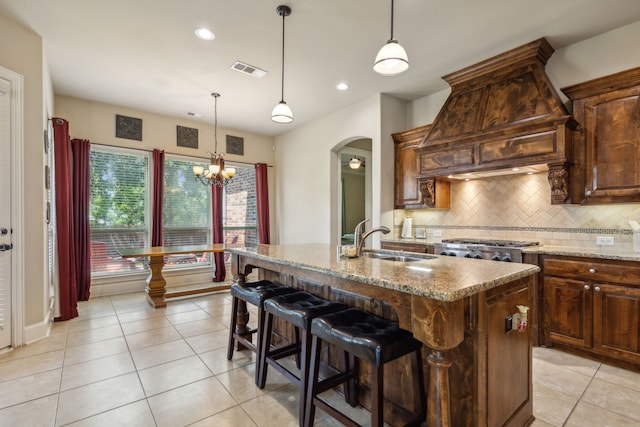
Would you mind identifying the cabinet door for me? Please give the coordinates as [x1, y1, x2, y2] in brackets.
[583, 89, 640, 203]
[592, 282, 640, 363]
[543, 277, 592, 347]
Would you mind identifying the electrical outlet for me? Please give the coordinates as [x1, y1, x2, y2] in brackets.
[596, 236, 615, 246]
[433, 229, 442, 237]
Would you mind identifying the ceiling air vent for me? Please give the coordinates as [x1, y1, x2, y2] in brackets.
[230, 61, 267, 78]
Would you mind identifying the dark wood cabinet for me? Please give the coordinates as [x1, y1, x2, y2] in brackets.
[381, 240, 434, 254]
[562, 67, 640, 204]
[542, 256, 640, 368]
[392, 125, 450, 209]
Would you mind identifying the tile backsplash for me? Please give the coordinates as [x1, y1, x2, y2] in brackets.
[396, 172, 640, 250]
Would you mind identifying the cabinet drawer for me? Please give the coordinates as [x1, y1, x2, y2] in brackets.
[381, 241, 431, 254]
[543, 258, 640, 286]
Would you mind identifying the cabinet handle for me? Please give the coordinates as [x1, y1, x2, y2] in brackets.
[588, 268, 596, 273]
[594, 286, 601, 292]
[584, 284, 591, 290]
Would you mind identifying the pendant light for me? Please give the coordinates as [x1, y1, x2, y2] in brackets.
[192, 93, 236, 187]
[373, 0, 409, 76]
[272, 5, 293, 123]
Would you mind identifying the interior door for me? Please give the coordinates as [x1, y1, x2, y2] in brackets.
[0, 77, 12, 349]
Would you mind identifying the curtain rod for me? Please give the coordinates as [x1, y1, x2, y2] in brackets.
[89, 141, 274, 168]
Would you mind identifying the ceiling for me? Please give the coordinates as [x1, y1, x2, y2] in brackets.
[2, 0, 640, 137]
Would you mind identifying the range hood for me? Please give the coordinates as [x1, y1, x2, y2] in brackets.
[416, 38, 577, 204]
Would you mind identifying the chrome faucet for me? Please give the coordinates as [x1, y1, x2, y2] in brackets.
[353, 219, 390, 256]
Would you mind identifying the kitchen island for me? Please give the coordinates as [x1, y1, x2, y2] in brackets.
[228, 244, 539, 427]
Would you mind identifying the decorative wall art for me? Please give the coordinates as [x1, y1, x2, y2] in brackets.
[116, 114, 143, 141]
[177, 125, 199, 149]
[226, 135, 244, 155]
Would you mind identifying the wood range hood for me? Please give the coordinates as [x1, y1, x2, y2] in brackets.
[415, 38, 578, 204]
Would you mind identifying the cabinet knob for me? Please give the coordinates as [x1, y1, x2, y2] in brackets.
[588, 268, 596, 273]
[584, 284, 591, 290]
[594, 286, 601, 292]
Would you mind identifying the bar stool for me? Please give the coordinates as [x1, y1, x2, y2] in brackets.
[304, 308, 426, 427]
[226, 280, 295, 384]
[259, 291, 348, 423]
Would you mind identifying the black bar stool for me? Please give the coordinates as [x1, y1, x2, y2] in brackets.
[258, 291, 348, 424]
[226, 280, 295, 384]
[305, 308, 426, 427]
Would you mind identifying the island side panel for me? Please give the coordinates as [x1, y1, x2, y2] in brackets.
[451, 276, 534, 427]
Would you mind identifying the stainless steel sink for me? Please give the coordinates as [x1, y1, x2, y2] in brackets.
[361, 252, 431, 262]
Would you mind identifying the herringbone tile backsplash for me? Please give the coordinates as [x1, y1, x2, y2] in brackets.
[397, 172, 640, 249]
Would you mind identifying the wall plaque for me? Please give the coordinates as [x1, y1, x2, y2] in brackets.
[226, 135, 244, 155]
[177, 125, 198, 149]
[116, 114, 143, 141]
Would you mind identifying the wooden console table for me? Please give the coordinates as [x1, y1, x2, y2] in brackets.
[118, 244, 229, 307]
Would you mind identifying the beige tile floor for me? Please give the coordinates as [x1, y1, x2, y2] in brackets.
[0, 290, 639, 427]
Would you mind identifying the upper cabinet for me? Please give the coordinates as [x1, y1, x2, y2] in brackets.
[562, 67, 640, 204]
[392, 124, 450, 209]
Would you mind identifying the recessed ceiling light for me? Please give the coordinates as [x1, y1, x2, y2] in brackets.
[336, 82, 349, 91]
[194, 27, 215, 40]
[512, 167, 520, 172]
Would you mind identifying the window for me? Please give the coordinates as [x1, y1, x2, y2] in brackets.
[89, 148, 149, 275]
[163, 157, 212, 266]
[88, 147, 260, 276]
[224, 166, 258, 245]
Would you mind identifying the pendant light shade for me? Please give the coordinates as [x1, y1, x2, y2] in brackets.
[271, 101, 293, 124]
[374, 40, 409, 76]
[272, 5, 293, 123]
[374, 0, 409, 76]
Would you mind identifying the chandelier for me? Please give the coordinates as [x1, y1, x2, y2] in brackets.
[349, 156, 363, 169]
[192, 93, 236, 187]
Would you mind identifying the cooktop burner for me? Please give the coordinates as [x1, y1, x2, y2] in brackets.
[434, 238, 539, 262]
[441, 238, 540, 248]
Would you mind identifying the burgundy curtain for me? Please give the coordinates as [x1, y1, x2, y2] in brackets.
[71, 138, 91, 301]
[255, 163, 270, 244]
[52, 118, 78, 320]
[151, 149, 165, 246]
[212, 185, 226, 282]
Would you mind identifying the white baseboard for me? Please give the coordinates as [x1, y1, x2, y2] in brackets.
[23, 317, 53, 345]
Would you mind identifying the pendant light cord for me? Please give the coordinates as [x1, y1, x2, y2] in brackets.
[390, 0, 395, 40]
[280, 11, 286, 103]
[212, 92, 219, 152]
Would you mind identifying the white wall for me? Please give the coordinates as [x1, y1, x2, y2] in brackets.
[274, 94, 406, 245]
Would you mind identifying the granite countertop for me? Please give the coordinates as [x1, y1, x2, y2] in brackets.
[522, 245, 640, 262]
[228, 243, 539, 303]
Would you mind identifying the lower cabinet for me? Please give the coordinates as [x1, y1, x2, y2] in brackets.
[542, 256, 640, 367]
